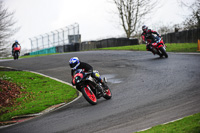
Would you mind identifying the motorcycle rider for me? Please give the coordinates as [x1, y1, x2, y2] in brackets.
[12, 40, 21, 56]
[141, 25, 161, 51]
[69, 57, 108, 91]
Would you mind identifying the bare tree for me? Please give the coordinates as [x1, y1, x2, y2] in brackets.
[179, 0, 200, 30]
[157, 26, 173, 35]
[0, 1, 19, 57]
[156, 24, 182, 35]
[112, 0, 157, 38]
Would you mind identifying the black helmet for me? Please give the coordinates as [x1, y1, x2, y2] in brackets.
[142, 25, 148, 32]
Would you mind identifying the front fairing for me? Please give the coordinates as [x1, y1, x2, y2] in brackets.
[13, 44, 21, 51]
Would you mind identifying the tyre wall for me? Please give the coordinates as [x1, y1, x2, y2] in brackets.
[29, 38, 138, 55]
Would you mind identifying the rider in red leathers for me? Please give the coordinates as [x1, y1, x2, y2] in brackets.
[141, 25, 161, 52]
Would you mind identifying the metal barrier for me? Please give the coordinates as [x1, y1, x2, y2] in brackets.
[29, 23, 80, 52]
[30, 47, 56, 55]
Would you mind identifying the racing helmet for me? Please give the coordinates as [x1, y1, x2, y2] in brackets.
[142, 25, 148, 32]
[69, 57, 80, 70]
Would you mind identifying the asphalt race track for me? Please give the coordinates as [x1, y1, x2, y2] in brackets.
[0, 51, 200, 133]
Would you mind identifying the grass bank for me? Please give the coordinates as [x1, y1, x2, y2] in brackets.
[137, 112, 200, 133]
[100, 43, 199, 52]
[0, 69, 77, 122]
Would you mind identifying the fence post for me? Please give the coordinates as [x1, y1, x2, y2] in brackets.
[29, 38, 33, 52]
[198, 40, 200, 51]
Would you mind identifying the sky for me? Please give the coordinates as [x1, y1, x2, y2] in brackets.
[1, 0, 195, 50]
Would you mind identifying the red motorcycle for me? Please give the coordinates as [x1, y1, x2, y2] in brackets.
[13, 44, 21, 60]
[73, 69, 112, 105]
[146, 36, 168, 58]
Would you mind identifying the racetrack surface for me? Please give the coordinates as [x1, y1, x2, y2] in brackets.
[0, 51, 200, 133]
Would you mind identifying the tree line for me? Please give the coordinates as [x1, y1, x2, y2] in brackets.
[0, 2, 19, 57]
[112, 0, 200, 37]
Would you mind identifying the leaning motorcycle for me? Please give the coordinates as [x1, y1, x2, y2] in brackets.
[73, 69, 112, 105]
[146, 36, 168, 58]
[13, 44, 21, 60]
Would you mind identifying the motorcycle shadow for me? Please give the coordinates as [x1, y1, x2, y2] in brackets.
[151, 57, 167, 60]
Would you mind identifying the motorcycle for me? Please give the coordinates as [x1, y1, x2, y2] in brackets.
[146, 36, 168, 58]
[13, 44, 21, 60]
[73, 69, 112, 105]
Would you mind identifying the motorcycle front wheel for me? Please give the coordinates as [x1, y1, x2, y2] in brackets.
[14, 52, 19, 60]
[103, 87, 112, 100]
[159, 47, 168, 58]
[81, 86, 97, 105]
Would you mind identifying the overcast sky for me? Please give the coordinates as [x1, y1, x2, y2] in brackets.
[1, 0, 195, 50]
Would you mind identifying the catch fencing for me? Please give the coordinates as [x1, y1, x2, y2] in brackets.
[29, 23, 80, 52]
[162, 28, 200, 43]
[29, 38, 139, 55]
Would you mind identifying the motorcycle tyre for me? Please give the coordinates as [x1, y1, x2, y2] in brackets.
[159, 47, 168, 58]
[14, 52, 19, 60]
[158, 52, 163, 58]
[16, 52, 19, 59]
[103, 87, 112, 100]
[81, 86, 97, 105]
[14, 54, 17, 60]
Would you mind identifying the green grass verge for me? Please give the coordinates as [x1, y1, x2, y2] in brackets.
[137, 112, 200, 133]
[0, 70, 77, 122]
[100, 43, 200, 52]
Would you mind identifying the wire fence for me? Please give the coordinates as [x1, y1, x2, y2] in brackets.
[29, 23, 80, 52]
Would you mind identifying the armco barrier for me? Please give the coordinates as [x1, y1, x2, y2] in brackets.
[30, 47, 56, 55]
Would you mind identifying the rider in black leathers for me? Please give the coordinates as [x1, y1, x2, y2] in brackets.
[69, 57, 108, 90]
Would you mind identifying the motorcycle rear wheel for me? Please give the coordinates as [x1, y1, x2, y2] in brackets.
[159, 47, 168, 58]
[81, 86, 97, 105]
